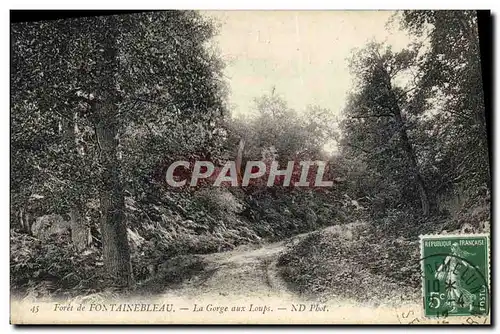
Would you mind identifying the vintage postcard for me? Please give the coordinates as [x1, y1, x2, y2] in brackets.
[10, 10, 491, 324]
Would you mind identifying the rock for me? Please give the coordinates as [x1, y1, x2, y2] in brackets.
[127, 228, 145, 248]
[31, 213, 91, 251]
[31, 214, 71, 240]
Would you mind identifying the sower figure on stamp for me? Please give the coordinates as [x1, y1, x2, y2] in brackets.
[435, 243, 477, 313]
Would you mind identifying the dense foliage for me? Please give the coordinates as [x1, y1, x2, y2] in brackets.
[277, 10, 490, 302]
[11, 11, 229, 290]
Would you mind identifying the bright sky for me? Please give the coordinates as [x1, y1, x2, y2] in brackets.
[202, 11, 412, 155]
[203, 10, 412, 119]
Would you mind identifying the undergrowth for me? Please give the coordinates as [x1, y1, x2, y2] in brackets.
[276, 206, 489, 305]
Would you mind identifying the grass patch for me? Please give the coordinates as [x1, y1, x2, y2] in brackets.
[277, 222, 422, 305]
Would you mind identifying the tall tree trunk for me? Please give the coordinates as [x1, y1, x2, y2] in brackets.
[95, 115, 132, 287]
[393, 111, 430, 216]
[387, 91, 430, 216]
[19, 207, 33, 235]
[93, 23, 132, 287]
[62, 115, 90, 251]
[382, 69, 431, 216]
[236, 138, 245, 184]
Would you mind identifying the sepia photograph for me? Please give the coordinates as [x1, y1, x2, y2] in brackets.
[9, 9, 491, 324]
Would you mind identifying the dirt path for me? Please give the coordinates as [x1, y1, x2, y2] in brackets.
[153, 223, 439, 324]
[160, 223, 362, 301]
[161, 230, 309, 300]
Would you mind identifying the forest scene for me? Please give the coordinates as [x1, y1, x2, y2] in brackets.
[10, 10, 490, 310]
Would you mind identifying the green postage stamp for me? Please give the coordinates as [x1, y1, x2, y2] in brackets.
[420, 234, 490, 317]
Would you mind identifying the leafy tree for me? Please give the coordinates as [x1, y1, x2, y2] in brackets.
[11, 11, 227, 287]
[233, 92, 335, 165]
[341, 11, 489, 220]
[341, 42, 430, 216]
[399, 10, 489, 197]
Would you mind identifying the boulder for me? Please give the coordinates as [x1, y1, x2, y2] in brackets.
[31, 212, 91, 251]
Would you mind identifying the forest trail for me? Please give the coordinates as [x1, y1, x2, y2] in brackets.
[156, 222, 426, 324]
[159, 223, 365, 301]
[161, 227, 316, 300]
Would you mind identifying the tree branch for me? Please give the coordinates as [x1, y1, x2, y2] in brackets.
[350, 113, 394, 119]
[130, 97, 170, 108]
